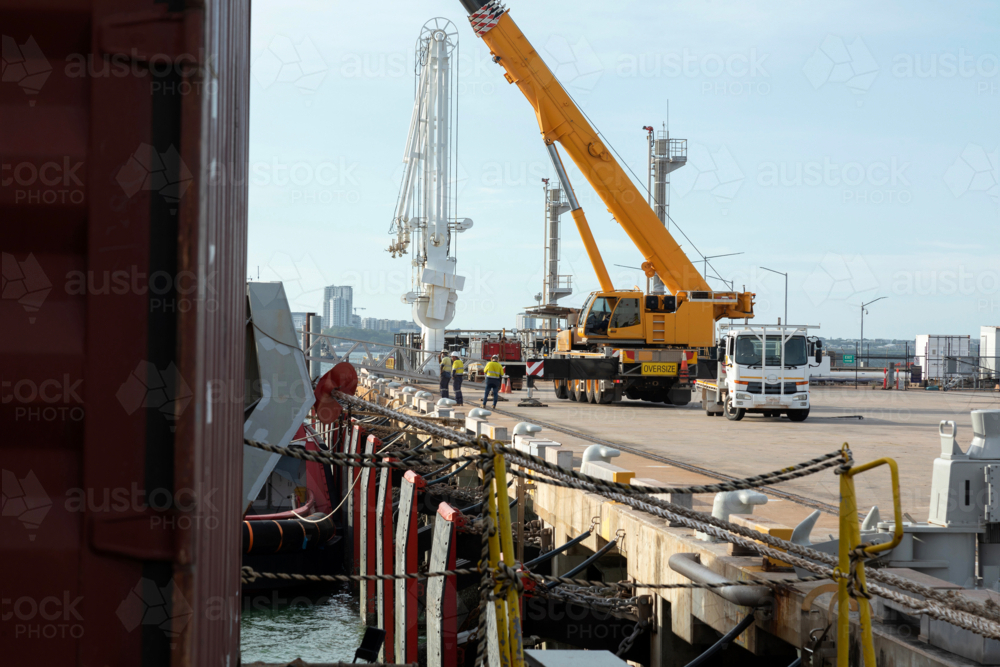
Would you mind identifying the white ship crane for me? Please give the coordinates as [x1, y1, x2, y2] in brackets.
[389, 18, 472, 367]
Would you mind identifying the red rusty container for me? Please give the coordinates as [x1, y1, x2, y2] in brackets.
[0, 2, 249, 665]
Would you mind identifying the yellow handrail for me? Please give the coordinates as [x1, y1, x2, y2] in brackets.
[837, 445, 903, 667]
[493, 450, 526, 667]
[484, 461, 513, 667]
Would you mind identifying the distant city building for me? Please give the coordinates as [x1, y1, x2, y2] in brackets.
[351, 314, 361, 328]
[359, 317, 418, 333]
[323, 285, 353, 328]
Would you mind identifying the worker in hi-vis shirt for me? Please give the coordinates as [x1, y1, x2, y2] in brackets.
[438, 352, 451, 399]
[451, 352, 465, 405]
[482, 354, 504, 409]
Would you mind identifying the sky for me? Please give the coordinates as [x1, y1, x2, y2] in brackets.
[247, 0, 1000, 340]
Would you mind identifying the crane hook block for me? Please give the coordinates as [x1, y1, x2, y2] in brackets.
[641, 261, 656, 278]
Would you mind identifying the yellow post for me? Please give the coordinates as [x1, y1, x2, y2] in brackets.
[836, 447, 903, 667]
[493, 451, 526, 667]
[485, 466, 513, 667]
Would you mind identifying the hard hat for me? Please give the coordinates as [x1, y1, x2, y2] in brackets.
[491, 354, 499, 360]
[451, 352, 459, 357]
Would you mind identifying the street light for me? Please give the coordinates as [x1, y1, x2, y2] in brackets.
[759, 266, 788, 325]
[857, 296, 887, 388]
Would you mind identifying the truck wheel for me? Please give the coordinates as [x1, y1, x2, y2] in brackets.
[554, 379, 569, 399]
[573, 380, 587, 402]
[567, 380, 579, 401]
[724, 396, 745, 421]
[787, 409, 810, 422]
[585, 379, 597, 404]
[666, 387, 691, 406]
[598, 384, 615, 404]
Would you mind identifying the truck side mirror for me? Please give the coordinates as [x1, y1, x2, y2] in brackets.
[815, 349, 822, 364]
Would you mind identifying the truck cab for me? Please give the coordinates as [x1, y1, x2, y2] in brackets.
[699, 324, 822, 422]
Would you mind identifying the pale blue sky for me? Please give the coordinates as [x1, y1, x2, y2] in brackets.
[248, 0, 999, 339]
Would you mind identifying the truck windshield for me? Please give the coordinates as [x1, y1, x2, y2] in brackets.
[734, 335, 808, 367]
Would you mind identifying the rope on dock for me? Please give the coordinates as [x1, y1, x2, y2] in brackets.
[508, 458, 1000, 641]
[240, 564, 824, 591]
[264, 387, 1000, 643]
[498, 446, 847, 496]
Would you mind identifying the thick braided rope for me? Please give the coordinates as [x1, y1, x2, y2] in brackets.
[516, 569, 828, 591]
[498, 444, 845, 496]
[328, 390, 845, 497]
[510, 458, 1000, 626]
[509, 461, 1000, 639]
[244, 437, 484, 468]
[242, 564, 800, 593]
[334, 390, 1000, 634]
[335, 390, 478, 445]
[506, 452, 843, 497]
[241, 565, 481, 585]
[474, 451, 495, 667]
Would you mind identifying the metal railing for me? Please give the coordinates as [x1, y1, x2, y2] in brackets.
[297, 329, 442, 376]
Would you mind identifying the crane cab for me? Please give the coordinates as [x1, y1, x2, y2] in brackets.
[559, 289, 744, 351]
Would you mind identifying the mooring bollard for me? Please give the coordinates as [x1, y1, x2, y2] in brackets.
[360, 434, 380, 625]
[395, 470, 426, 664]
[376, 464, 395, 663]
[427, 503, 462, 667]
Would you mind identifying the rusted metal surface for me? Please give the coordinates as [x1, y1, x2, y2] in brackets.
[0, 1, 248, 665]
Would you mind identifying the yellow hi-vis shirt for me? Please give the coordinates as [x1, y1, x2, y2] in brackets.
[451, 359, 465, 376]
[484, 360, 504, 378]
[440, 358, 452, 374]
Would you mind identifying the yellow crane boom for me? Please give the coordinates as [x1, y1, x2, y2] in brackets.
[460, 0, 754, 321]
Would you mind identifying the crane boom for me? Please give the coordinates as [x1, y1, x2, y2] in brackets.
[460, 0, 754, 320]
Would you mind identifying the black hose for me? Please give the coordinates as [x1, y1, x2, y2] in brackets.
[425, 459, 474, 486]
[458, 480, 514, 514]
[545, 538, 618, 590]
[786, 658, 801, 667]
[399, 437, 434, 463]
[523, 528, 593, 569]
[682, 611, 757, 667]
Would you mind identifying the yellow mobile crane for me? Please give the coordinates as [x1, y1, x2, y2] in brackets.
[460, 0, 755, 405]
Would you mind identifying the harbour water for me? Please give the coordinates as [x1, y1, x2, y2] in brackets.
[240, 587, 366, 663]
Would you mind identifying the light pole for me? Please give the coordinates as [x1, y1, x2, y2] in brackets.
[703, 252, 743, 291]
[858, 296, 886, 388]
[760, 266, 788, 325]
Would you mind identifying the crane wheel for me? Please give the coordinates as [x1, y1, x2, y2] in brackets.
[724, 396, 745, 421]
[554, 379, 569, 400]
[586, 379, 599, 404]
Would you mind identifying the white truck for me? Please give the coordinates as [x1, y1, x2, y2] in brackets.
[697, 324, 823, 422]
